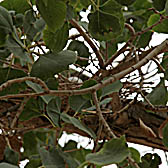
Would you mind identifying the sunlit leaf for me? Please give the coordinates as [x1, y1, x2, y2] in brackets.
[147, 13, 168, 33]
[129, 147, 140, 163]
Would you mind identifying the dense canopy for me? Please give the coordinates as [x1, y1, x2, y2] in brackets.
[0, 0, 168, 167]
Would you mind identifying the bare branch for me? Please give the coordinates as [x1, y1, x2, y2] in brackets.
[0, 77, 49, 93]
[92, 91, 116, 138]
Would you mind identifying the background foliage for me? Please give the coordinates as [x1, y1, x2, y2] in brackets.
[0, 0, 168, 167]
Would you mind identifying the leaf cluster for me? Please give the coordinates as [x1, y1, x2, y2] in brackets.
[0, 0, 168, 167]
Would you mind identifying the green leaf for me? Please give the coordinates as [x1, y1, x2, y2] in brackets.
[69, 95, 92, 112]
[139, 153, 161, 168]
[146, 78, 167, 105]
[36, 0, 66, 32]
[39, 146, 65, 168]
[162, 123, 168, 147]
[6, 34, 32, 64]
[0, 163, 18, 168]
[102, 80, 123, 97]
[0, 68, 27, 84]
[165, 0, 168, 15]
[88, 0, 124, 41]
[0, 6, 13, 34]
[137, 31, 153, 48]
[153, 0, 167, 11]
[13, 13, 24, 27]
[0, 0, 31, 14]
[80, 80, 102, 100]
[61, 113, 96, 139]
[46, 78, 59, 90]
[132, 0, 152, 10]
[0, 28, 7, 46]
[25, 156, 41, 168]
[63, 140, 91, 164]
[80, 0, 91, 8]
[115, 0, 136, 6]
[129, 147, 140, 163]
[85, 98, 112, 111]
[23, 132, 39, 157]
[0, 68, 27, 96]
[19, 98, 42, 121]
[147, 13, 168, 33]
[86, 136, 129, 166]
[60, 151, 79, 168]
[30, 50, 77, 80]
[160, 55, 168, 79]
[26, 81, 54, 104]
[0, 48, 10, 58]
[47, 97, 61, 127]
[4, 147, 19, 165]
[43, 22, 69, 52]
[23, 9, 45, 41]
[100, 41, 118, 59]
[67, 40, 90, 66]
[66, 4, 74, 20]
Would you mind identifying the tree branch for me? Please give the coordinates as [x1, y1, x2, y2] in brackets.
[92, 91, 116, 138]
[0, 39, 167, 100]
[69, 19, 104, 68]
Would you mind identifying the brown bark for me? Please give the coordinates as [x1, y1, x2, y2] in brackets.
[0, 99, 167, 161]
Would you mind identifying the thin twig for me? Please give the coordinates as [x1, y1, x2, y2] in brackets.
[92, 91, 116, 138]
[10, 97, 30, 128]
[140, 90, 155, 108]
[0, 40, 167, 100]
[152, 58, 165, 72]
[69, 19, 104, 68]
[113, 99, 135, 117]
[0, 122, 12, 149]
[0, 77, 49, 93]
[128, 157, 140, 168]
